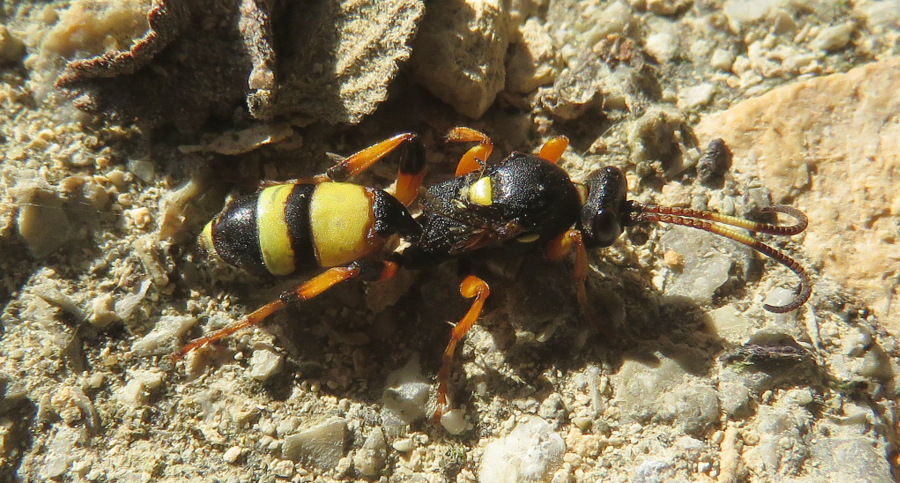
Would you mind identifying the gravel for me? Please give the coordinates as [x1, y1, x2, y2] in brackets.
[1, 0, 898, 481]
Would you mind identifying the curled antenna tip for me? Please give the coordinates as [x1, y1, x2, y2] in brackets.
[635, 203, 812, 313]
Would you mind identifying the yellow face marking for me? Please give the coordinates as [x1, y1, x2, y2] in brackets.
[309, 183, 380, 267]
[516, 233, 540, 243]
[574, 182, 588, 206]
[199, 221, 216, 257]
[468, 176, 493, 206]
[257, 184, 296, 276]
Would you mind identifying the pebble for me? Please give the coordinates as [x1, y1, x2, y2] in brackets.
[659, 227, 736, 304]
[708, 305, 756, 345]
[677, 83, 715, 110]
[88, 293, 119, 328]
[0, 25, 25, 64]
[506, 18, 558, 93]
[381, 356, 430, 428]
[632, 459, 674, 483]
[352, 427, 387, 476]
[439, 409, 469, 435]
[588, 1, 634, 41]
[410, 0, 509, 118]
[646, 0, 691, 17]
[479, 416, 566, 483]
[16, 187, 73, 258]
[717, 373, 753, 419]
[31, 280, 84, 321]
[130, 315, 197, 357]
[282, 419, 347, 470]
[115, 369, 164, 408]
[809, 437, 893, 481]
[114, 279, 151, 322]
[722, 0, 783, 30]
[841, 326, 872, 357]
[743, 405, 808, 476]
[629, 107, 692, 175]
[856, 1, 900, 29]
[391, 437, 415, 453]
[248, 347, 283, 381]
[764, 287, 798, 315]
[810, 23, 855, 52]
[655, 385, 720, 436]
[614, 356, 689, 421]
[223, 446, 242, 464]
[126, 158, 155, 183]
[644, 32, 679, 63]
[696, 58, 900, 328]
[270, 459, 295, 478]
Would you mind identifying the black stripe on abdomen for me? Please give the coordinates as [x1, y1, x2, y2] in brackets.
[284, 184, 318, 272]
[211, 194, 267, 276]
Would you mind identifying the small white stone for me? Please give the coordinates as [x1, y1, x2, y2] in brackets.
[810, 23, 855, 52]
[440, 409, 469, 435]
[131, 315, 197, 356]
[678, 83, 715, 110]
[271, 459, 295, 478]
[282, 419, 347, 470]
[765, 287, 797, 313]
[89, 293, 119, 328]
[381, 356, 430, 425]
[115, 369, 165, 408]
[249, 347, 283, 381]
[223, 446, 242, 464]
[645, 32, 679, 63]
[353, 428, 387, 476]
[710, 48, 735, 71]
[392, 438, 415, 453]
[479, 416, 566, 483]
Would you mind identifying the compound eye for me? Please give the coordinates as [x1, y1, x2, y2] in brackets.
[590, 209, 622, 247]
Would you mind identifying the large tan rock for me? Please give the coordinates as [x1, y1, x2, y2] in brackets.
[697, 58, 900, 332]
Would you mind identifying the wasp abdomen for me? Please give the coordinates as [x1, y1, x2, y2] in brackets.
[200, 182, 401, 277]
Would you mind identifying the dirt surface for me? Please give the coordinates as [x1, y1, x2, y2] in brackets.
[1, 1, 898, 482]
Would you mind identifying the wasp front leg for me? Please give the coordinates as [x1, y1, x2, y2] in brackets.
[545, 229, 595, 324]
[538, 135, 569, 164]
[446, 127, 494, 176]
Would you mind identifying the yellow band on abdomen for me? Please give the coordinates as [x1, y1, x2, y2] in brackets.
[309, 183, 378, 267]
[257, 184, 296, 276]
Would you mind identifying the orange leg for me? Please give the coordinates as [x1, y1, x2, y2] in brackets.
[172, 261, 398, 360]
[325, 133, 426, 205]
[434, 275, 490, 421]
[538, 136, 569, 164]
[545, 229, 593, 324]
[446, 127, 494, 176]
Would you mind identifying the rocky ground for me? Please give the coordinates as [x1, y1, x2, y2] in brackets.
[0, 0, 898, 481]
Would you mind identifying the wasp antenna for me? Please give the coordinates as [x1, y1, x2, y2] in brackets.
[634, 203, 811, 313]
[757, 205, 808, 236]
[634, 204, 808, 236]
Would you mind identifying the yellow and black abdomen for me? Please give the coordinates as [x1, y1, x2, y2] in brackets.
[199, 182, 419, 276]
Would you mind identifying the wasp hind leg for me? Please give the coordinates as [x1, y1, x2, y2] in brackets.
[325, 133, 426, 206]
[173, 260, 399, 360]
